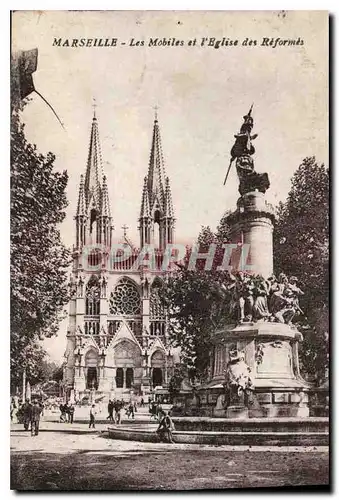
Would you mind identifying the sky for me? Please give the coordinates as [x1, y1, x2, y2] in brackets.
[11, 10, 328, 362]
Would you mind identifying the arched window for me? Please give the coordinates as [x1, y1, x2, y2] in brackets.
[152, 209, 161, 248]
[90, 209, 98, 234]
[116, 368, 124, 388]
[150, 279, 165, 336]
[85, 275, 101, 315]
[109, 278, 141, 316]
[87, 248, 102, 268]
[150, 280, 165, 320]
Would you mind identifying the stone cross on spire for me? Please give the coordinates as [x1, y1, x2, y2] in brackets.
[154, 104, 159, 122]
[92, 98, 97, 119]
[121, 224, 129, 238]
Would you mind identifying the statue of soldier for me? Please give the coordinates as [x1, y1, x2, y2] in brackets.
[229, 272, 254, 323]
[253, 278, 270, 321]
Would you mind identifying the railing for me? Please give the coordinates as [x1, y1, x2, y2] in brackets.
[110, 249, 172, 272]
[84, 319, 100, 335]
[107, 320, 121, 336]
[150, 320, 166, 337]
[107, 318, 142, 338]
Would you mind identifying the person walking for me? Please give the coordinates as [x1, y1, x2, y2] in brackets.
[126, 402, 135, 419]
[59, 403, 66, 423]
[22, 399, 32, 431]
[30, 400, 42, 436]
[107, 400, 114, 422]
[64, 402, 70, 423]
[149, 401, 157, 421]
[115, 400, 122, 424]
[89, 404, 97, 429]
[68, 403, 75, 424]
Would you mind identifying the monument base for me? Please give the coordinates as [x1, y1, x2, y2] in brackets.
[173, 322, 313, 418]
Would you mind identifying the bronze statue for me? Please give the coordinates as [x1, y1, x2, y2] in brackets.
[269, 274, 304, 324]
[224, 106, 270, 195]
[226, 272, 303, 326]
[228, 271, 254, 323]
[253, 278, 270, 321]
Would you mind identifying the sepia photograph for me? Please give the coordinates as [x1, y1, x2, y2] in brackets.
[10, 10, 329, 491]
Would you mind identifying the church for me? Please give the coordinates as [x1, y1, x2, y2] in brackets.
[63, 110, 179, 403]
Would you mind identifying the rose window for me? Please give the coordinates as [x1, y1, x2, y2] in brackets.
[109, 278, 141, 315]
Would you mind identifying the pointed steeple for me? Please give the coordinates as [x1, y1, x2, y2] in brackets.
[76, 175, 86, 216]
[147, 113, 166, 211]
[74, 110, 114, 249]
[101, 175, 111, 217]
[140, 176, 150, 218]
[139, 112, 175, 250]
[164, 177, 174, 218]
[84, 111, 103, 208]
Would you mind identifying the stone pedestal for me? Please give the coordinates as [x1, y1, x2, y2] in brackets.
[227, 191, 275, 278]
[205, 322, 311, 418]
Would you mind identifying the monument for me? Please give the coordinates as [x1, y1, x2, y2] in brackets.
[198, 107, 311, 418]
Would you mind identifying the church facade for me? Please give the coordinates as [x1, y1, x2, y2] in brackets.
[63, 111, 179, 402]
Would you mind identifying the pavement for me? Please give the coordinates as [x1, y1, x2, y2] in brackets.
[10, 417, 330, 491]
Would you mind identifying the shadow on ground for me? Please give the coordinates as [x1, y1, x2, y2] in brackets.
[11, 448, 330, 491]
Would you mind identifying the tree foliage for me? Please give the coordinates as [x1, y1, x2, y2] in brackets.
[11, 101, 70, 387]
[168, 364, 186, 402]
[273, 157, 329, 383]
[160, 219, 233, 382]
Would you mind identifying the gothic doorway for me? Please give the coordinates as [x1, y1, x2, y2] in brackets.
[85, 349, 99, 389]
[126, 368, 134, 389]
[116, 367, 124, 388]
[87, 367, 98, 389]
[152, 367, 163, 388]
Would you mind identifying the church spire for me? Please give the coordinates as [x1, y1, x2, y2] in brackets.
[84, 111, 104, 208]
[74, 111, 113, 249]
[147, 112, 166, 211]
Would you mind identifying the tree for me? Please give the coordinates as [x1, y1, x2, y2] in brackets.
[10, 334, 47, 391]
[168, 364, 186, 402]
[273, 157, 329, 383]
[11, 99, 70, 388]
[51, 364, 64, 383]
[160, 223, 233, 382]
